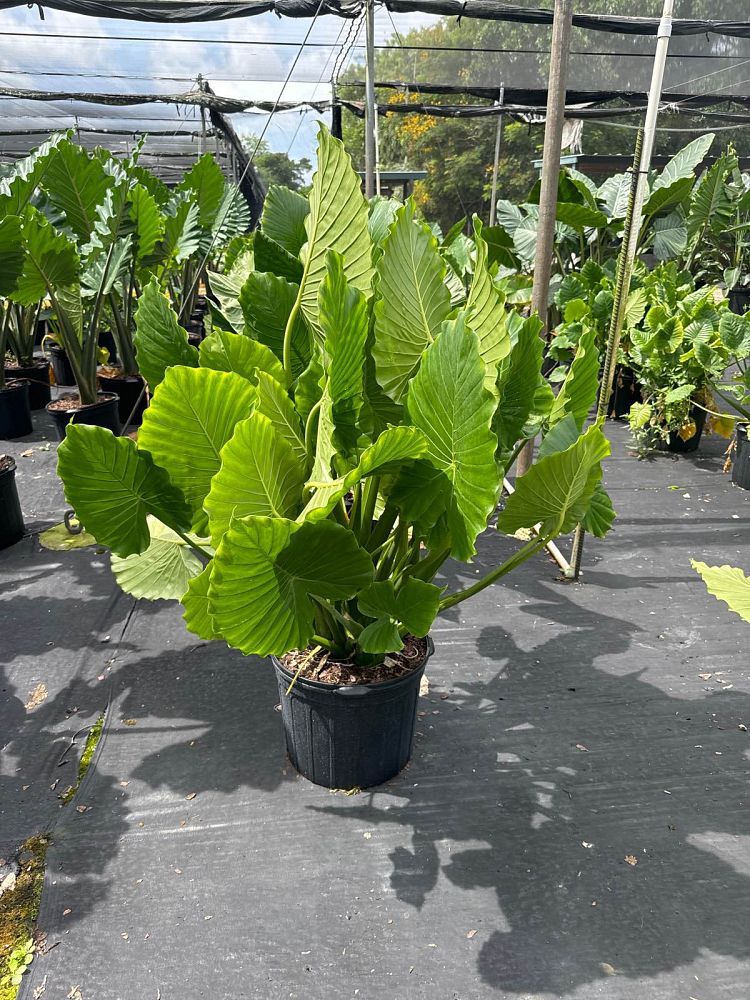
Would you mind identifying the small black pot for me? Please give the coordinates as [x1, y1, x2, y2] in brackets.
[665, 405, 707, 454]
[732, 424, 750, 490]
[98, 372, 148, 427]
[4, 360, 51, 409]
[0, 457, 24, 549]
[273, 637, 434, 790]
[607, 366, 642, 420]
[46, 392, 121, 441]
[729, 287, 750, 316]
[0, 380, 33, 439]
[46, 344, 76, 387]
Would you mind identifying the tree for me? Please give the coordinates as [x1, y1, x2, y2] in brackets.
[340, 2, 750, 230]
[241, 135, 311, 191]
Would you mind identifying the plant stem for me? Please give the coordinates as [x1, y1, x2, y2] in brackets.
[304, 398, 323, 461]
[358, 475, 380, 544]
[173, 529, 212, 562]
[282, 296, 302, 379]
[439, 536, 548, 612]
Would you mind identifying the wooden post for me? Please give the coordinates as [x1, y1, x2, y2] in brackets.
[515, 0, 574, 477]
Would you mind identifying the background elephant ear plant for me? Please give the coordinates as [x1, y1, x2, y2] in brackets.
[56, 125, 615, 790]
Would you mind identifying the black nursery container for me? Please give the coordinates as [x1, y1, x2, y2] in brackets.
[0, 457, 24, 549]
[98, 373, 148, 427]
[273, 638, 434, 790]
[46, 392, 121, 441]
[607, 366, 642, 420]
[4, 360, 51, 409]
[732, 424, 750, 490]
[46, 344, 76, 386]
[0, 380, 32, 439]
[665, 405, 707, 454]
[729, 287, 750, 316]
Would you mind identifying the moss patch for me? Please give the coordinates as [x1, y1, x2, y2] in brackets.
[0, 836, 48, 1000]
[61, 714, 105, 804]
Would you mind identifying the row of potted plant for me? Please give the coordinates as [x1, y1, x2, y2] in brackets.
[0, 131, 249, 442]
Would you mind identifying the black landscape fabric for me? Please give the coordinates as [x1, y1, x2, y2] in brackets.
[3, 422, 750, 998]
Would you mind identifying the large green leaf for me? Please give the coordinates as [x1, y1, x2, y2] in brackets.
[688, 150, 736, 237]
[255, 370, 307, 468]
[208, 248, 254, 333]
[0, 132, 67, 216]
[205, 412, 306, 545]
[497, 423, 610, 537]
[254, 231, 303, 283]
[134, 277, 198, 390]
[494, 315, 545, 459]
[548, 326, 600, 430]
[43, 139, 109, 241]
[555, 202, 607, 230]
[57, 425, 192, 557]
[111, 516, 203, 600]
[154, 199, 201, 267]
[13, 209, 78, 306]
[261, 185, 309, 256]
[642, 177, 693, 219]
[358, 578, 441, 637]
[129, 183, 164, 261]
[598, 172, 631, 219]
[368, 195, 400, 249]
[240, 270, 311, 378]
[652, 211, 688, 261]
[138, 366, 257, 535]
[582, 482, 616, 538]
[300, 425, 428, 522]
[652, 133, 714, 191]
[208, 517, 374, 656]
[182, 562, 219, 640]
[199, 328, 287, 386]
[297, 127, 373, 333]
[692, 560, 750, 623]
[467, 217, 512, 391]
[406, 313, 500, 561]
[719, 311, 750, 357]
[0, 216, 26, 296]
[372, 199, 451, 402]
[176, 153, 225, 227]
[319, 250, 368, 456]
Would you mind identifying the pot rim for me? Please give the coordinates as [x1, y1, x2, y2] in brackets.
[273, 634, 435, 693]
[4, 359, 48, 370]
[0, 378, 30, 394]
[45, 391, 119, 416]
[97, 369, 145, 384]
[0, 455, 17, 478]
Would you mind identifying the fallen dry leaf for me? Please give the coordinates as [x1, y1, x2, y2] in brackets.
[698, 673, 712, 681]
[63, 908, 72, 916]
[75, 805, 89, 814]
[740, 724, 748, 732]
[581, 841, 594, 849]
[20, 448, 33, 458]
[599, 962, 617, 976]
[25, 683, 48, 711]
[33, 974, 48, 998]
[185, 792, 197, 801]
[575, 743, 589, 752]
[67, 988, 82, 1000]
[624, 855, 638, 866]
[419, 676, 429, 696]
[123, 719, 137, 727]
[174, 868, 182, 875]
[466, 929, 477, 939]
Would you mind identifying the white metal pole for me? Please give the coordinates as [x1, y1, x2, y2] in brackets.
[364, 0, 377, 198]
[489, 83, 505, 226]
[569, 0, 674, 580]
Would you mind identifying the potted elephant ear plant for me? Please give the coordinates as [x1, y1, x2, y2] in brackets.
[57, 126, 613, 791]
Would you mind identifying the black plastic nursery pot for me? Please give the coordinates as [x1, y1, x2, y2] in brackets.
[46, 392, 121, 441]
[607, 366, 642, 420]
[46, 344, 76, 387]
[732, 424, 750, 490]
[665, 405, 707, 454]
[0, 456, 24, 549]
[273, 637, 434, 790]
[98, 371, 148, 427]
[729, 287, 750, 316]
[0, 380, 33, 439]
[4, 360, 51, 409]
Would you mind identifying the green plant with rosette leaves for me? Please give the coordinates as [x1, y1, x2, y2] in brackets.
[57, 126, 613, 670]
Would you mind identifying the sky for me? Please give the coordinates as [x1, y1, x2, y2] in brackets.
[0, 5, 439, 166]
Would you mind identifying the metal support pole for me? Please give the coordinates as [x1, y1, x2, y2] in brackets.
[569, 0, 674, 580]
[331, 83, 343, 140]
[364, 0, 377, 198]
[488, 83, 505, 226]
[516, 0, 574, 478]
[197, 74, 208, 155]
